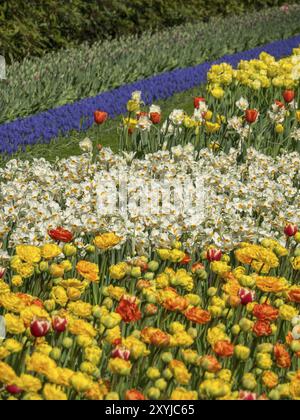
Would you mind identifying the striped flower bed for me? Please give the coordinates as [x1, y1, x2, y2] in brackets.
[0, 35, 300, 155]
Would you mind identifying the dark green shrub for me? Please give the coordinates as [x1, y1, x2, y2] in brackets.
[1, 0, 300, 62]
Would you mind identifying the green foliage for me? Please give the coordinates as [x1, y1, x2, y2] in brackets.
[1, 0, 300, 62]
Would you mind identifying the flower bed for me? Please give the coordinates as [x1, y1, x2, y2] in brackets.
[1, 36, 300, 155]
[0, 227, 300, 400]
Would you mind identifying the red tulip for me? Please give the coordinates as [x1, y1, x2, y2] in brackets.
[207, 248, 222, 262]
[112, 346, 131, 361]
[48, 227, 73, 243]
[30, 319, 51, 338]
[150, 112, 161, 124]
[181, 254, 192, 265]
[52, 316, 68, 333]
[284, 223, 298, 237]
[245, 109, 259, 124]
[6, 385, 23, 395]
[116, 296, 142, 324]
[94, 110, 108, 125]
[194, 97, 206, 109]
[283, 90, 295, 104]
[0, 267, 5, 279]
[239, 288, 256, 306]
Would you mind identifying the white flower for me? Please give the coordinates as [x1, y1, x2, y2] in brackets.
[291, 128, 300, 141]
[79, 137, 93, 153]
[131, 91, 142, 102]
[228, 116, 243, 131]
[236, 97, 249, 111]
[150, 104, 161, 114]
[292, 325, 300, 340]
[292, 316, 300, 327]
[137, 116, 152, 131]
[169, 109, 185, 126]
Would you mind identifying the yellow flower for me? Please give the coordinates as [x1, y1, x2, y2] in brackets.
[262, 371, 278, 389]
[41, 244, 62, 260]
[85, 381, 109, 401]
[50, 286, 68, 307]
[235, 244, 279, 274]
[122, 336, 150, 359]
[108, 358, 132, 376]
[0, 280, 10, 295]
[0, 361, 18, 385]
[256, 353, 273, 370]
[157, 249, 171, 261]
[26, 353, 57, 378]
[68, 319, 97, 338]
[43, 384, 67, 400]
[18, 374, 42, 393]
[11, 275, 23, 287]
[206, 122, 221, 133]
[68, 301, 93, 318]
[4, 313, 26, 335]
[234, 345, 250, 361]
[76, 261, 99, 283]
[106, 285, 126, 301]
[169, 249, 185, 263]
[279, 304, 298, 321]
[104, 326, 121, 345]
[169, 360, 191, 385]
[16, 245, 41, 264]
[71, 372, 94, 393]
[207, 326, 229, 346]
[199, 379, 231, 399]
[290, 379, 300, 400]
[101, 313, 122, 329]
[275, 124, 284, 134]
[296, 110, 300, 123]
[4, 339, 23, 353]
[109, 262, 128, 280]
[84, 346, 102, 366]
[15, 263, 35, 279]
[211, 87, 225, 99]
[94, 233, 122, 250]
[292, 256, 300, 270]
[0, 348, 10, 360]
[170, 388, 198, 401]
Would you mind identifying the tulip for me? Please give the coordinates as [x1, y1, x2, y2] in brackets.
[180, 254, 192, 265]
[52, 316, 68, 333]
[48, 227, 73, 243]
[207, 248, 222, 262]
[284, 223, 298, 237]
[239, 288, 256, 305]
[112, 347, 131, 361]
[245, 109, 259, 124]
[94, 110, 108, 125]
[283, 90, 295, 103]
[30, 319, 51, 338]
[194, 97, 206, 109]
[6, 385, 23, 395]
[150, 112, 161, 124]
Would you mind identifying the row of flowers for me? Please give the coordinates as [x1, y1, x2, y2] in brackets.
[0, 227, 300, 400]
[0, 145, 299, 253]
[1, 36, 300, 155]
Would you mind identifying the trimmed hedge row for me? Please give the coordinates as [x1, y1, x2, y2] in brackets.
[1, 6, 300, 124]
[1, 35, 299, 155]
[0, 0, 300, 62]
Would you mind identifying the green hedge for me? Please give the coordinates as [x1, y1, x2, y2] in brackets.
[1, 5, 300, 124]
[1, 0, 300, 62]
